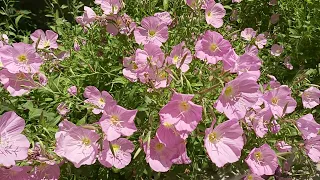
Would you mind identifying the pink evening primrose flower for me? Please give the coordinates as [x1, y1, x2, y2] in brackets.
[0, 43, 43, 74]
[122, 55, 138, 82]
[255, 34, 267, 49]
[296, 114, 320, 140]
[134, 16, 169, 46]
[222, 49, 238, 72]
[263, 85, 297, 119]
[0, 69, 39, 96]
[154, 12, 172, 26]
[195, 30, 232, 64]
[172, 141, 191, 164]
[57, 102, 70, 116]
[0, 166, 32, 180]
[106, 14, 137, 36]
[157, 113, 186, 145]
[30, 29, 58, 49]
[214, 72, 260, 120]
[245, 144, 279, 176]
[149, 67, 172, 89]
[98, 138, 135, 169]
[159, 92, 203, 134]
[67, 85, 78, 96]
[75, 6, 96, 28]
[245, 107, 273, 138]
[232, 53, 262, 78]
[205, 3, 226, 28]
[305, 135, 320, 163]
[244, 173, 264, 180]
[205, 119, 244, 167]
[0, 111, 30, 167]
[186, 0, 200, 9]
[245, 45, 259, 56]
[134, 43, 165, 73]
[143, 136, 176, 172]
[232, 0, 242, 3]
[302, 87, 320, 109]
[54, 120, 100, 168]
[166, 41, 192, 72]
[83, 86, 117, 114]
[284, 56, 293, 70]
[276, 141, 292, 152]
[270, 44, 283, 56]
[269, 0, 277, 6]
[101, 0, 122, 15]
[99, 104, 137, 141]
[30, 163, 60, 180]
[241, 28, 257, 41]
[270, 14, 280, 24]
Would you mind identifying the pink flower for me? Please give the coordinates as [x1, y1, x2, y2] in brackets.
[222, 49, 238, 72]
[241, 28, 257, 41]
[195, 30, 232, 64]
[234, 53, 262, 77]
[245, 45, 259, 56]
[214, 73, 260, 120]
[263, 75, 281, 91]
[75, 6, 96, 28]
[0, 166, 32, 180]
[0, 111, 30, 167]
[0, 69, 39, 96]
[157, 113, 186, 145]
[159, 92, 203, 134]
[302, 87, 320, 109]
[98, 138, 134, 169]
[244, 173, 264, 180]
[30, 29, 58, 49]
[283, 56, 293, 70]
[99, 104, 137, 141]
[122, 55, 138, 82]
[30, 163, 60, 180]
[255, 34, 267, 49]
[271, 44, 283, 56]
[245, 107, 272, 138]
[101, 0, 122, 15]
[204, 119, 244, 167]
[297, 114, 320, 140]
[149, 67, 172, 89]
[134, 16, 168, 46]
[232, 0, 242, 3]
[269, 0, 277, 6]
[134, 43, 165, 73]
[305, 135, 320, 162]
[55, 120, 100, 168]
[186, 0, 200, 9]
[154, 12, 172, 26]
[83, 86, 117, 114]
[270, 120, 280, 134]
[245, 144, 279, 175]
[270, 14, 280, 24]
[166, 41, 192, 72]
[57, 102, 70, 116]
[73, 40, 80, 51]
[0, 43, 43, 73]
[106, 14, 137, 36]
[143, 136, 176, 172]
[205, 3, 226, 28]
[276, 141, 292, 152]
[172, 141, 191, 164]
[67, 85, 78, 96]
[263, 85, 297, 118]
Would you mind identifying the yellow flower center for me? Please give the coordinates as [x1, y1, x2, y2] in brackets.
[208, 131, 219, 143]
[159, 71, 167, 79]
[148, 30, 156, 37]
[99, 98, 105, 105]
[82, 137, 91, 146]
[16, 73, 26, 80]
[155, 142, 165, 152]
[207, 12, 212, 17]
[110, 115, 120, 125]
[254, 151, 263, 161]
[112, 144, 120, 153]
[247, 175, 253, 180]
[0, 61, 3, 67]
[210, 43, 218, 52]
[44, 41, 50, 47]
[112, 5, 119, 13]
[132, 62, 138, 70]
[173, 55, 180, 63]
[304, 92, 310, 98]
[17, 54, 27, 63]
[271, 97, 279, 105]
[163, 122, 173, 128]
[179, 101, 190, 111]
[224, 86, 233, 97]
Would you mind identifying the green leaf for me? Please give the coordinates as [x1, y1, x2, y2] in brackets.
[29, 109, 43, 119]
[15, 14, 24, 27]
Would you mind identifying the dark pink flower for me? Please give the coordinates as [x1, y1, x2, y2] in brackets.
[0, 166, 32, 180]
[30, 29, 58, 49]
[276, 141, 292, 152]
[30, 163, 60, 180]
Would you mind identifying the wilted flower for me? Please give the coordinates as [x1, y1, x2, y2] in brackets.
[297, 114, 320, 140]
[276, 141, 292, 152]
[166, 41, 192, 72]
[134, 16, 168, 46]
[30, 163, 60, 180]
[241, 28, 257, 41]
[205, 3, 226, 28]
[270, 14, 280, 24]
[76, 6, 96, 28]
[302, 87, 320, 109]
[99, 138, 135, 169]
[0, 111, 30, 167]
[205, 119, 244, 167]
[269, 0, 277, 6]
[270, 44, 283, 56]
[57, 102, 70, 116]
[245, 144, 279, 175]
[154, 12, 172, 26]
[73, 40, 80, 51]
[270, 119, 281, 134]
[67, 86, 78, 96]
[30, 29, 59, 49]
[0, 166, 32, 180]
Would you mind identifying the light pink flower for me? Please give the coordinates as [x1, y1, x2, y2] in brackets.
[276, 141, 292, 152]
[205, 119, 244, 167]
[263, 85, 297, 118]
[149, 68, 172, 89]
[30, 163, 60, 180]
[75, 6, 96, 28]
[101, 0, 122, 15]
[245, 107, 272, 138]
[283, 56, 293, 70]
[297, 114, 320, 140]
[172, 141, 191, 164]
[30, 29, 58, 49]
[106, 14, 137, 36]
[222, 49, 238, 72]
[214, 73, 260, 120]
[255, 34, 267, 49]
[0, 69, 39, 96]
[201, 0, 215, 9]
[134, 43, 165, 73]
[134, 16, 168, 46]
[166, 41, 192, 72]
[186, 0, 200, 9]
[270, 14, 280, 24]
[0, 111, 30, 167]
[263, 75, 281, 91]
[54, 120, 100, 168]
[99, 104, 137, 141]
[245, 45, 259, 56]
[143, 136, 176, 172]
[67, 86, 78, 96]
[57, 102, 70, 116]
[232, 0, 242, 3]
[83, 86, 117, 114]
[154, 12, 172, 26]
[195, 30, 232, 64]
[244, 173, 264, 180]
[0, 166, 32, 180]
[245, 144, 278, 176]
[99, 138, 134, 169]
[271, 44, 283, 56]
[205, 3, 226, 28]
[270, 120, 280, 134]
[122, 55, 138, 82]
[234, 53, 262, 77]
[0, 43, 43, 74]
[302, 87, 320, 109]
[305, 135, 320, 162]
[159, 92, 203, 134]
[241, 28, 257, 41]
